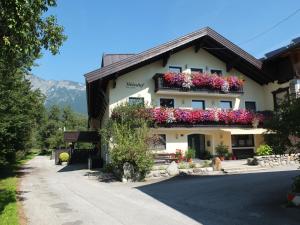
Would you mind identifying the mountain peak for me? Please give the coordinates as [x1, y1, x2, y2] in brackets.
[27, 74, 87, 114]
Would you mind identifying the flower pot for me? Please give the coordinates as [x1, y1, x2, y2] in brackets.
[287, 192, 300, 206]
[61, 161, 68, 166]
[187, 158, 192, 163]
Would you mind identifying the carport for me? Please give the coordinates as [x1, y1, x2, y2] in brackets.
[54, 131, 102, 169]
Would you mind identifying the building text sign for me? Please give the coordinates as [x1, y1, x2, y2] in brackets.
[126, 82, 144, 89]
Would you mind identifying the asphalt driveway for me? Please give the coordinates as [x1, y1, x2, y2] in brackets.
[20, 156, 300, 225]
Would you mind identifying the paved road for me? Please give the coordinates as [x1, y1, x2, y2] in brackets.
[21, 156, 300, 225]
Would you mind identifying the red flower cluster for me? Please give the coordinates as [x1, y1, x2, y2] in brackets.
[150, 108, 263, 125]
[163, 72, 244, 92]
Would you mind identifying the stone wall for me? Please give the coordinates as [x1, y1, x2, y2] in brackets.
[250, 154, 300, 167]
[145, 161, 217, 180]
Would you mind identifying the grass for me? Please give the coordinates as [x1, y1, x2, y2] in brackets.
[0, 150, 39, 225]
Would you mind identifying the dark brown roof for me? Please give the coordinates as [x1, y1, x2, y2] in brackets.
[85, 27, 264, 83]
[101, 54, 135, 67]
[64, 131, 100, 143]
[262, 36, 300, 61]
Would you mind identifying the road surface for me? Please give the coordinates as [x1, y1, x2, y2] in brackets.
[20, 156, 300, 225]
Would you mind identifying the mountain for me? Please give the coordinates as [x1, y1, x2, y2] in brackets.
[27, 74, 87, 114]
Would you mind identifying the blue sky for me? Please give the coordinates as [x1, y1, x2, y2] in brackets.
[32, 0, 300, 83]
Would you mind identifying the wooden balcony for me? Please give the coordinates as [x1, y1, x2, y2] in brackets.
[153, 73, 244, 97]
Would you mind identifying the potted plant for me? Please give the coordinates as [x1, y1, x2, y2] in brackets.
[225, 152, 233, 160]
[185, 149, 195, 162]
[231, 154, 237, 160]
[175, 149, 183, 163]
[287, 175, 300, 206]
[59, 152, 70, 166]
[215, 144, 229, 161]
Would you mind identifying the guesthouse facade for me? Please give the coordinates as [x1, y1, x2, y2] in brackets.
[85, 27, 300, 161]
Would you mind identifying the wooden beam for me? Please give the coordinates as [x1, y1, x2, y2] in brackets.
[112, 73, 118, 88]
[289, 51, 300, 78]
[162, 52, 171, 67]
[226, 57, 241, 72]
[194, 41, 204, 53]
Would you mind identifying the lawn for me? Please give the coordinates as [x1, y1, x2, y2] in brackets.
[0, 150, 39, 225]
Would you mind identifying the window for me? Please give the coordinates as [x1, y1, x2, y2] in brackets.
[149, 134, 166, 150]
[160, 98, 174, 108]
[231, 135, 254, 147]
[169, 66, 182, 73]
[210, 69, 223, 76]
[220, 101, 232, 109]
[245, 101, 256, 112]
[192, 100, 205, 109]
[191, 68, 203, 73]
[129, 97, 144, 105]
[272, 87, 289, 110]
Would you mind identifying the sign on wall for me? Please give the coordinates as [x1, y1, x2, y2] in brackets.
[126, 82, 144, 89]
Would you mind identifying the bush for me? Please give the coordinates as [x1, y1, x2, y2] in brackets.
[59, 152, 69, 162]
[202, 150, 213, 159]
[256, 144, 273, 156]
[216, 144, 229, 157]
[101, 104, 154, 180]
[185, 149, 195, 159]
[189, 162, 196, 168]
[178, 163, 187, 169]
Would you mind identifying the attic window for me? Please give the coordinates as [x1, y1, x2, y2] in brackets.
[210, 69, 223, 76]
[169, 66, 182, 73]
[191, 68, 203, 73]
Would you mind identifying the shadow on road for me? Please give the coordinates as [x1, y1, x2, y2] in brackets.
[137, 170, 300, 225]
[57, 164, 87, 172]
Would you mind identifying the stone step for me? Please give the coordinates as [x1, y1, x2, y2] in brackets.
[222, 166, 268, 174]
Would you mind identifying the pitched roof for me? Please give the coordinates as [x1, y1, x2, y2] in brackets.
[101, 54, 135, 67]
[262, 36, 300, 61]
[85, 27, 265, 83]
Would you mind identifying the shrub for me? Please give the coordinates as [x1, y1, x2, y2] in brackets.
[202, 150, 213, 159]
[216, 144, 229, 157]
[101, 104, 154, 180]
[256, 144, 273, 156]
[178, 163, 187, 169]
[189, 162, 196, 168]
[59, 152, 69, 162]
[185, 149, 195, 160]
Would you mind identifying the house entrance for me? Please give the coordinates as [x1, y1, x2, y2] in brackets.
[187, 134, 206, 159]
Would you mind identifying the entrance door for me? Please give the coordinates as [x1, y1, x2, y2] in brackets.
[188, 134, 205, 159]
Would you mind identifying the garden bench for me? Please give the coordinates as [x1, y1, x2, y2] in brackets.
[154, 153, 177, 164]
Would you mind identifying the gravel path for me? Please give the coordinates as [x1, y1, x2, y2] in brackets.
[20, 156, 300, 225]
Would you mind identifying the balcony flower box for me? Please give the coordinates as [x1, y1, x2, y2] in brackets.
[153, 72, 244, 94]
[149, 108, 263, 127]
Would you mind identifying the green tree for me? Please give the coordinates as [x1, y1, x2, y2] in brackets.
[0, 0, 67, 76]
[0, 0, 66, 165]
[264, 95, 300, 154]
[37, 105, 88, 150]
[0, 73, 44, 165]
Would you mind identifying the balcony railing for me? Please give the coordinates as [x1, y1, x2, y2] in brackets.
[153, 73, 244, 95]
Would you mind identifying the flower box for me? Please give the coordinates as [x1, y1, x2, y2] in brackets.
[161, 71, 244, 93]
[150, 108, 263, 126]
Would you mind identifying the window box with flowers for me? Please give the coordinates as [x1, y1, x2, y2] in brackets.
[153, 72, 244, 94]
[149, 108, 264, 128]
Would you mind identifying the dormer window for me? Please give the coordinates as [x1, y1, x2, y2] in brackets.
[210, 69, 223, 76]
[169, 66, 182, 73]
[191, 68, 203, 73]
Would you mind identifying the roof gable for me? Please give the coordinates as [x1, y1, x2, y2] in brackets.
[85, 27, 269, 84]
